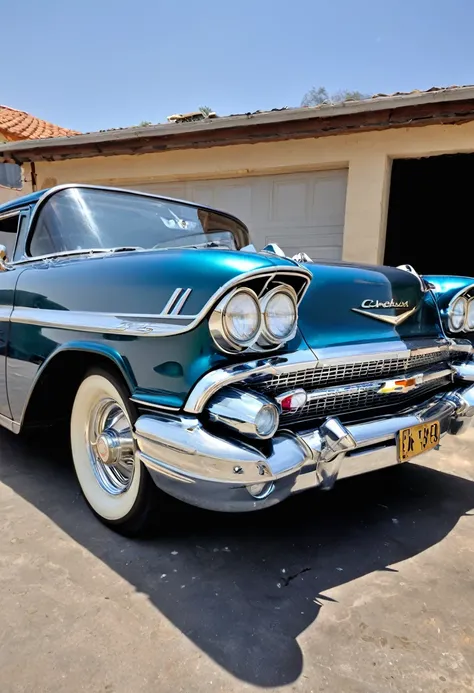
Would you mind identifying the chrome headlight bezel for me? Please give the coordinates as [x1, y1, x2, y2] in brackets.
[467, 297, 474, 331]
[258, 286, 298, 347]
[448, 296, 468, 332]
[209, 287, 262, 353]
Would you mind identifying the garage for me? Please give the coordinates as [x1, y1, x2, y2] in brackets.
[384, 154, 474, 275]
[127, 169, 348, 259]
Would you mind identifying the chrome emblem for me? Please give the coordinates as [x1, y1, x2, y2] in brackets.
[360, 299, 409, 309]
[352, 298, 417, 325]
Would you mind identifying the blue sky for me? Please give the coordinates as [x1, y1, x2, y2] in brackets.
[2, 0, 473, 133]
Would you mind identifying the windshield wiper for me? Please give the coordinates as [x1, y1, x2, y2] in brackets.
[170, 241, 229, 250]
[98, 246, 144, 253]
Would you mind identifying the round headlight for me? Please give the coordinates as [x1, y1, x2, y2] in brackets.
[449, 296, 467, 332]
[210, 287, 261, 352]
[467, 299, 474, 331]
[224, 291, 260, 344]
[260, 287, 298, 345]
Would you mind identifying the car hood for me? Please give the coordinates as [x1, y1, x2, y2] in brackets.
[298, 261, 445, 352]
[15, 247, 302, 316]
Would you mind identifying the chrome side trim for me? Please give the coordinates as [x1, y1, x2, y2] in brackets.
[184, 340, 465, 414]
[170, 288, 192, 315]
[0, 306, 12, 321]
[130, 397, 180, 411]
[0, 209, 25, 222]
[10, 307, 194, 336]
[8, 265, 310, 338]
[161, 288, 184, 315]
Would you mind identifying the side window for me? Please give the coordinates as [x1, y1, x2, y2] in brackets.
[29, 198, 62, 257]
[0, 213, 20, 261]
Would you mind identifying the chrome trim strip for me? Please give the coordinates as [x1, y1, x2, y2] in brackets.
[130, 397, 180, 411]
[184, 349, 318, 413]
[184, 339, 466, 414]
[0, 306, 12, 321]
[0, 210, 23, 222]
[351, 305, 418, 326]
[313, 339, 453, 365]
[10, 307, 194, 336]
[8, 266, 311, 338]
[303, 367, 453, 401]
[161, 288, 183, 315]
[170, 288, 192, 315]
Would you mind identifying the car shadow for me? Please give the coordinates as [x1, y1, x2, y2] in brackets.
[1, 428, 473, 688]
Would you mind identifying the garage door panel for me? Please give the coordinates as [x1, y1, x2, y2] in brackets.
[122, 169, 347, 260]
[311, 175, 348, 225]
[213, 184, 253, 223]
[271, 178, 310, 223]
[131, 182, 187, 200]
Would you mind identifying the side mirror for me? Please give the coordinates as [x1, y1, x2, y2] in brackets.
[0, 245, 8, 271]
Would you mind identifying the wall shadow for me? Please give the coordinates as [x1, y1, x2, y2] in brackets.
[1, 429, 473, 687]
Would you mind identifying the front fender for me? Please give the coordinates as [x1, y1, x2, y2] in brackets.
[424, 274, 474, 338]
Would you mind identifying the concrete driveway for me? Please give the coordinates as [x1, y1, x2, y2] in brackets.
[0, 427, 473, 693]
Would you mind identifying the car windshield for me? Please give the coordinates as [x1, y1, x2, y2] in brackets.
[27, 187, 249, 257]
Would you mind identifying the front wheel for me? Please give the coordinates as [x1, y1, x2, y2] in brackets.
[70, 368, 159, 535]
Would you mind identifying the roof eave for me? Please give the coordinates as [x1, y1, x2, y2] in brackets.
[3, 86, 474, 164]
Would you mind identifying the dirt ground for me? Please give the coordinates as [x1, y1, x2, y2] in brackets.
[0, 426, 473, 693]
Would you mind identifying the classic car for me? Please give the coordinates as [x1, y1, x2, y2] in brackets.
[423, 274, 474, 341]
[0, 184, 474, 536]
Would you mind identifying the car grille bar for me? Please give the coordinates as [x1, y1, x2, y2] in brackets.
[243, 347, 467, 425]
[277, 368, 453, 425]
[253, 349, 458, 395]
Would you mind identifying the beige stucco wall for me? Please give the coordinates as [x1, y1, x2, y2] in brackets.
[33, 119, 474, 263]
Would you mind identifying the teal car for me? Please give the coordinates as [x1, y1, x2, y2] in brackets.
[423, 274, 474, 340]
[0, 184, 473, 536]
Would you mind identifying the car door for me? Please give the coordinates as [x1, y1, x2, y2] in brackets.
[0, 208, 29, 423]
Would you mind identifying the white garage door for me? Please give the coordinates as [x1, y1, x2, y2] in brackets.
[125, 170, 347, 260]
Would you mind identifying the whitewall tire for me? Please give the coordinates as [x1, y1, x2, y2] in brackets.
[70, 368, 157, 535]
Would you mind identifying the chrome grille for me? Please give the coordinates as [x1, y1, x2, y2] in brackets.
[279, 375, 452, 425]
[243, 346, 465, 426]
[254, 350, 455, 395]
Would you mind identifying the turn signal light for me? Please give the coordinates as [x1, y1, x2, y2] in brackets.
[276, 389, 308, 412]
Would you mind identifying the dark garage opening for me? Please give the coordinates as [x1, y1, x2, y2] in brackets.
[384, 154, 474, 276]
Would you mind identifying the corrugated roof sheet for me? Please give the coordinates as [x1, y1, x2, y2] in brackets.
[0, 105, 79, 141]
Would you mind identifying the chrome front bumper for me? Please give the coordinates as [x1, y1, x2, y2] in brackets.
[135, 383, 474, 512]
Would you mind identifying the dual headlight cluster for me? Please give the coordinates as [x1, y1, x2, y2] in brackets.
[209, 285, 298, 353]
[448, 296, 474, 332]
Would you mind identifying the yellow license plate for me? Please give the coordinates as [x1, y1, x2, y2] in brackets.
[398, 421, 440, 462]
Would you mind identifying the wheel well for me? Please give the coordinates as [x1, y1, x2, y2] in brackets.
[22, 351, 131, 430]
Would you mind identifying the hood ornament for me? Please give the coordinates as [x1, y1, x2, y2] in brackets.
[352, 298, 417, 325]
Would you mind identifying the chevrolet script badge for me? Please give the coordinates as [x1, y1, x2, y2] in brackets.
[352, 298, 417, 325]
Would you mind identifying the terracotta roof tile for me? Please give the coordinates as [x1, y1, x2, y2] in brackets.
[0, 105, 79, 141]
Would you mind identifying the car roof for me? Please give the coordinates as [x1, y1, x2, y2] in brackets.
[0, 189, 47, 214]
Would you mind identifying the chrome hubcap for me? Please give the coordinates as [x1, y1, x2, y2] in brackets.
[87, 398, 135, 495]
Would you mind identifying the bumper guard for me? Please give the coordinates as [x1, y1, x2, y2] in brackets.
[134, 381, 474, 512]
